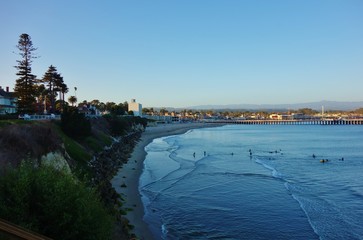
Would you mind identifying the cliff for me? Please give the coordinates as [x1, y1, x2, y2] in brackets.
[0, 116, 147, 239]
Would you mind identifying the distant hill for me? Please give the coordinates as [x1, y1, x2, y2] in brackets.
[186, 101, 363, 111]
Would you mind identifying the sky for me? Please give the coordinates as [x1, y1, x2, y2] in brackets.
[1, 0, 362, 108]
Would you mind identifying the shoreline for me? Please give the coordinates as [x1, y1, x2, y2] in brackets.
[111, 122, 224, 239]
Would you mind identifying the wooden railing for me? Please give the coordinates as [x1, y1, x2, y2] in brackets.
[0, 219, 52, 240]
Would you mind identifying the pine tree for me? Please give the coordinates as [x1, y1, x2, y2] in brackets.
[41, 65, 69, 113]
[14, 33, 38, 113]
[41, 65, 57, 113]
[54, 72, 68, 112]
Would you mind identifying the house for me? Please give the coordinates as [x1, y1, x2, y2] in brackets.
[269, 114, 292, 120]
[269, 114, 281, 120]
[0, 86, 17, 114]
[128, 99, 142, 116]
[78, 104, 101, 116]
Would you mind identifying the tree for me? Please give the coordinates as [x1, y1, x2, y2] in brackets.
[68, 96, 77, 107]
[297, 108, 318, 116]
[160, 108, 168, 115]
[142, 107, 150, 115]
[41, 65, 57, 113]
[34, 83, 48, 114]
[105, 102, 116, 112]
[14, 33, 38, 113]
[61, 106, 91, 139]
[59, 82, 69, 112]
[354, 108, 363, 115]
[41, 65, 68, 113]
[98, 102, 106, 112]
[103, 102, 126, 115]
[90, 99, 100, 107]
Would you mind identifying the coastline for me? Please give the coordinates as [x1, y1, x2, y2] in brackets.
[111, 122, 223, 239]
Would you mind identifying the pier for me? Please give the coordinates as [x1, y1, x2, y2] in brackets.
[204, 119, 363, 125]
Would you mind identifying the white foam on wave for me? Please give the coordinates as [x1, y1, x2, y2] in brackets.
[285, 181, 363, 240]
[290, 192, 321, 239]
[284, 182, 321, 238]
[161, 224, 168, 240]
[255, 158, 283, 179]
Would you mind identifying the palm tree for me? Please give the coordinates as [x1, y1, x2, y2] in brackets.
[68, 96, 77, 107]
[59, 82, 69, 111]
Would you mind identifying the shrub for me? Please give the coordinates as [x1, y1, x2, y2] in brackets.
[103, 115, 147, 136]
[0, 164, 113, 240]
[61, 107, 91, 139]
[103, 115, 132, 136]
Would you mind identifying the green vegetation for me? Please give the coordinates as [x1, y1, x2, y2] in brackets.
[52, 123, 92, 179]
[39, 65, 68, 113]
[0, 118, 32, 128]
[68, 95, 77, 107]
[103, 115, 147, 136]
[104, 115, 132, 136]
[0, 114, 19, 121]
[13, 33, 69, 114]
[0, 163, 113, 240]
[61, 107, 91, 139]
[2, 33, 153, 240]
[14, 34, 37, 114]
[354, 108, 363, 114]
[85, 136, 104, 152]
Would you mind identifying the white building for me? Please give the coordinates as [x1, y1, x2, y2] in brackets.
[128, 99, 142, 116]
[0, 86, 17, 114]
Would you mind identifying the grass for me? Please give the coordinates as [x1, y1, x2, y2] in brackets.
[0, 119, 33, 128]
[51, 122, 92, 178]
[85, 136, 103, 152]
[84, 132, 113, 153]
[98, 132, 113, 146]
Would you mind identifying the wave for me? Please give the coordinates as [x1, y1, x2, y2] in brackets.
[285, 180, 363, 240]
[141, 125, 363, 240]
[254, 157, 284, 179]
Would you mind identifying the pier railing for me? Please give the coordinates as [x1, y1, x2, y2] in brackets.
[203, 119, 363, 125]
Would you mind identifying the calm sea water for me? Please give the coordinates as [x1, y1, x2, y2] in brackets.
[140, 125, 363, 240]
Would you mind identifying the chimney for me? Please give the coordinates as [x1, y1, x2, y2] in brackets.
[6, 86, 9, 92]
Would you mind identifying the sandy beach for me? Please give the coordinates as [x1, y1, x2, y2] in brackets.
[111, 122, 223, 239]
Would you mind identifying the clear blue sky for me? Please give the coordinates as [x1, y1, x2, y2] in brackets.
[1, 0, 362, 108]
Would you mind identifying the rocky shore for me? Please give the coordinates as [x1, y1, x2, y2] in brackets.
[89, 130, 144, 239]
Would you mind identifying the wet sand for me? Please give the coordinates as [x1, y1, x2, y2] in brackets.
[111, 122, 223, 239]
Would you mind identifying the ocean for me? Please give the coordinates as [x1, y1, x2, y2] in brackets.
[140, 125, 363, 240]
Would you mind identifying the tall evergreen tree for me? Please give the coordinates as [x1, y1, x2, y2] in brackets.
[14, 33, 38, 113]
[41, 65, 57, 113]
[41, 65, 68, 113]
[54, 73, 68, 112]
